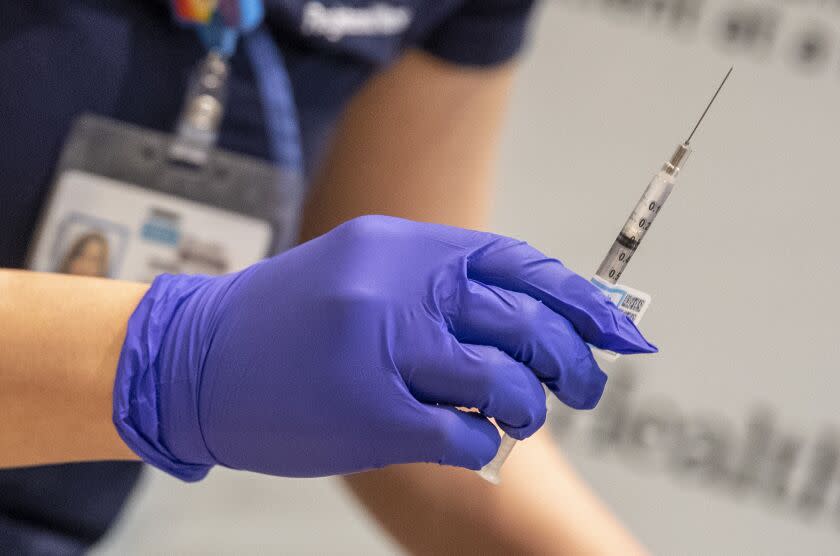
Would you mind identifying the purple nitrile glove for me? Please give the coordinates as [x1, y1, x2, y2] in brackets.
[113, 215, 656, 481]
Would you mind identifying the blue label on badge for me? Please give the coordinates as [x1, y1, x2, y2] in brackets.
[141, 209, 181, 246]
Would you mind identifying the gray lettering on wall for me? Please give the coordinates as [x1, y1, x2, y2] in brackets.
[549, 371, 840, 530]
[555, 0, 840, 78]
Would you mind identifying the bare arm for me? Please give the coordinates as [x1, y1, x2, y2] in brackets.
[0, 270, 142, 466]
[303, 50, 648, 555]
[344, 434, 644, 555]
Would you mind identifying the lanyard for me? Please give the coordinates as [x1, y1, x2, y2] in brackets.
[168, 0, 268, 166]
[167, 0, 304, 215]
[171, 0, 265, 57]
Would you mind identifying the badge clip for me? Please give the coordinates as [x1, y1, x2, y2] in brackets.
[169, 51, 230, 167]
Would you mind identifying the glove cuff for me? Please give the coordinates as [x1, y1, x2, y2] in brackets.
[113, 273, 217, 482]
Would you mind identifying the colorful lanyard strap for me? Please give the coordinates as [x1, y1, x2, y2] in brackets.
[168, 0, 304, 211]
[169, 0, 304, 190]
[171, 0, 265, 56]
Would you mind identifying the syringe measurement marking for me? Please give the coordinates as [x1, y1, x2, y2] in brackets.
[600, 191, 668, 281]
[597, 172, 676, 284]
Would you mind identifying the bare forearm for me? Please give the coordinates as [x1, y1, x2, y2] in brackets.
[345, 431, 646, 555]
[0, 269, 143, 467]
[301, 50, 503, 238]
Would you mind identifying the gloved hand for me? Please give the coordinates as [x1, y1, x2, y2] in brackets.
[113, 215, 655, 481]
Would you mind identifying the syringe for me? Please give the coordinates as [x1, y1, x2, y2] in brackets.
[477, 67, 733, 485]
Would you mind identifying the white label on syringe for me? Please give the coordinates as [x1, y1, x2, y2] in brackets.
[589, 276, 652, 361]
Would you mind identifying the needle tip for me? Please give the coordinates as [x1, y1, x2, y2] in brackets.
[685, 66, 734, 145]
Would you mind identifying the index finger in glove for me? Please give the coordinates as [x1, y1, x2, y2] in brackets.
[466, 238, 657, 355]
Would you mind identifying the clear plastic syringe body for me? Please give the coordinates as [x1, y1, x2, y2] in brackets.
[595, 142, 691, 284]
[476, 142, 692, 485]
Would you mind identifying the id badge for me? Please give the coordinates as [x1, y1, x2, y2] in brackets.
[27, 114, 301, 281]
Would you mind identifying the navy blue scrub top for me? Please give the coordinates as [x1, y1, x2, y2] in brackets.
[0, 1, 534, 553]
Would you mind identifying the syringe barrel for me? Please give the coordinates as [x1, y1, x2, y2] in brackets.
[595, 143, 691, 284]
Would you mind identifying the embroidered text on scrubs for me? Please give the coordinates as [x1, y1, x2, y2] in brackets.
[301, 2, 413, 42]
